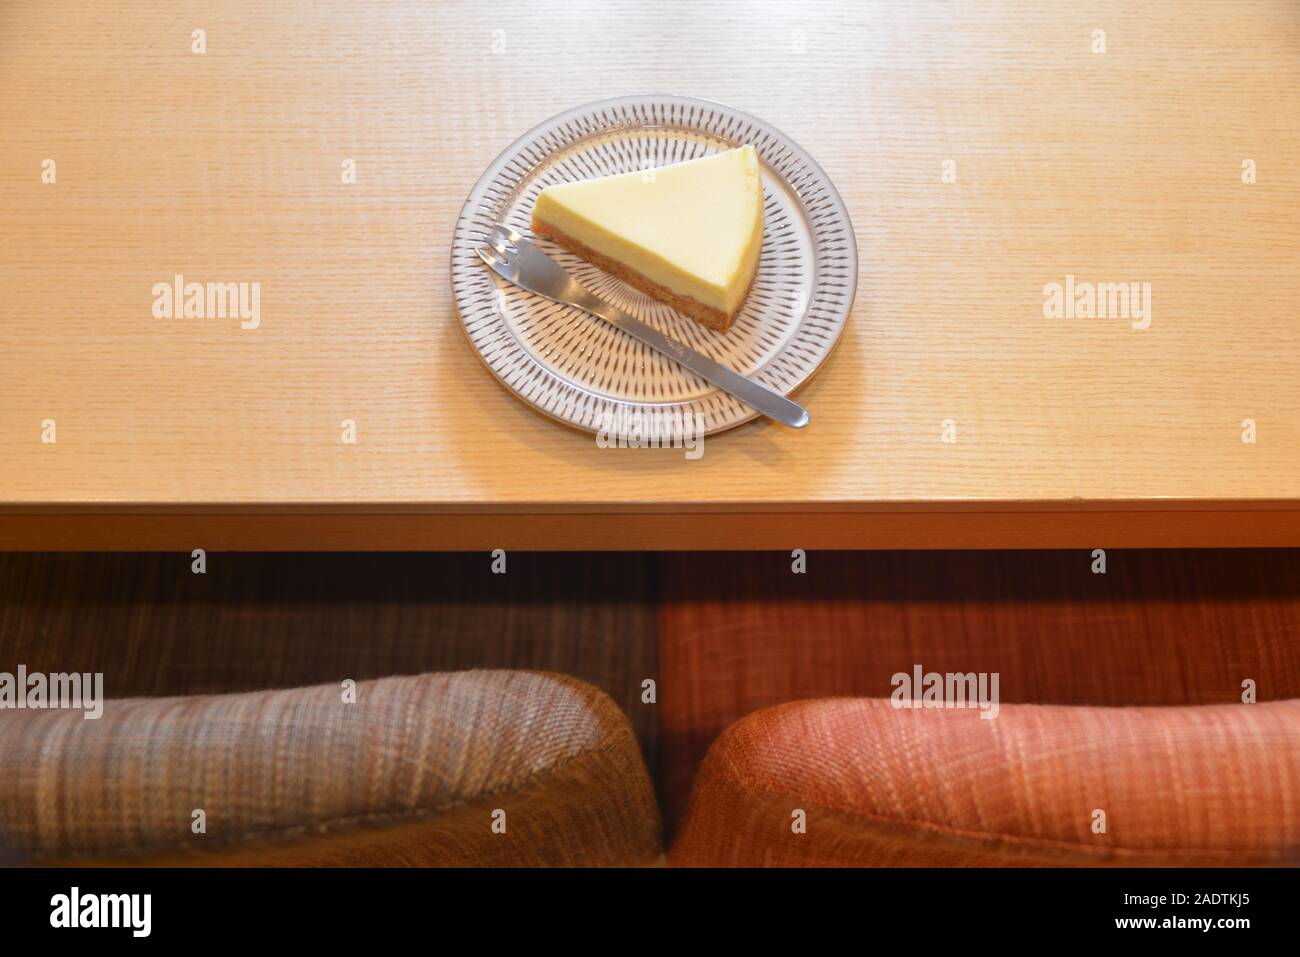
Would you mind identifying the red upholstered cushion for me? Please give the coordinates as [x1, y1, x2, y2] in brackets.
[660, 551, 1300, 830]
[671, 697, 1300, 867]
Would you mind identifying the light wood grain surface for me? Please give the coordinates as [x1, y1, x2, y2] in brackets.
[2, 1, 1298, 548]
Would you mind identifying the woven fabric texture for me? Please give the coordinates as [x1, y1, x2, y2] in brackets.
[671, 697, 1300, 867]
[659, 550, 1300, 828]
[0, 552, 659, 763]
[0, 670, 662, 866]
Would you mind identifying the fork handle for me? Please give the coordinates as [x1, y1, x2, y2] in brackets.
[574, 294, 810, 429]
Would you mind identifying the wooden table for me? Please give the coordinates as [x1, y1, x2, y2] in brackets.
[2, 1, 1298, 550]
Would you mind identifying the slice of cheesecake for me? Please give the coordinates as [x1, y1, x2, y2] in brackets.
[531, 145, 764, 331]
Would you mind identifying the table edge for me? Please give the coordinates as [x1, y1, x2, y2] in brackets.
[3, 501, 1299, 550]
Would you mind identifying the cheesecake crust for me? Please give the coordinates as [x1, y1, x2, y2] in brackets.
[531, 217, 751, 332]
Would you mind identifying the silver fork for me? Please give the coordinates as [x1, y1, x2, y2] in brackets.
[477, 223, 809, 428]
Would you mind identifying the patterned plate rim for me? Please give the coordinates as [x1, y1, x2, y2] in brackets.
[450, 93, 858, 436]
